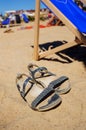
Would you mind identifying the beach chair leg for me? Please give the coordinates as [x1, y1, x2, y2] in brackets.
[34, 0, 40, 60]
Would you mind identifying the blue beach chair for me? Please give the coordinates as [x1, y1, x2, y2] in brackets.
[22, 14, 29, 23]
[34, 0, 86, 60]
[2, 17, 10, 26]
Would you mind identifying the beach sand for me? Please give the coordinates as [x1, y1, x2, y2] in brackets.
[0, 22, 86, 130]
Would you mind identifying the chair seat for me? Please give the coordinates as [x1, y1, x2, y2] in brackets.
[50, 0, 86, 33]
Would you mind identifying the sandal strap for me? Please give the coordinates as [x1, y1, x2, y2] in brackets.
[31, 84, 55, 110]
[31, 76, 69, 111]
[28, 63, 54, 80]
[36, 93, 62, 111]
[50, 76, 71, 94]
[16, 73, 33, 100]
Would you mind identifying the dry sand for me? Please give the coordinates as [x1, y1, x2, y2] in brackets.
[0, 22, 86, 130]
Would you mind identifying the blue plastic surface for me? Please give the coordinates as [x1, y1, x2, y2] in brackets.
[2, 18, 10, 25]
[48, 0, 86, 33]
[22, 14, 29, 23]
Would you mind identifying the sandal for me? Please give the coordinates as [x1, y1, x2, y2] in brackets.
[16, 64, 71, 111]
[27, 63, 71, 94]
[16, 73, 62, 112]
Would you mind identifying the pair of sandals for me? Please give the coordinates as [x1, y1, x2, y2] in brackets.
[16, 63, 71, 112]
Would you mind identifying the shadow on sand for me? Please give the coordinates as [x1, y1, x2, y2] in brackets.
[38, 41, 86, 68]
